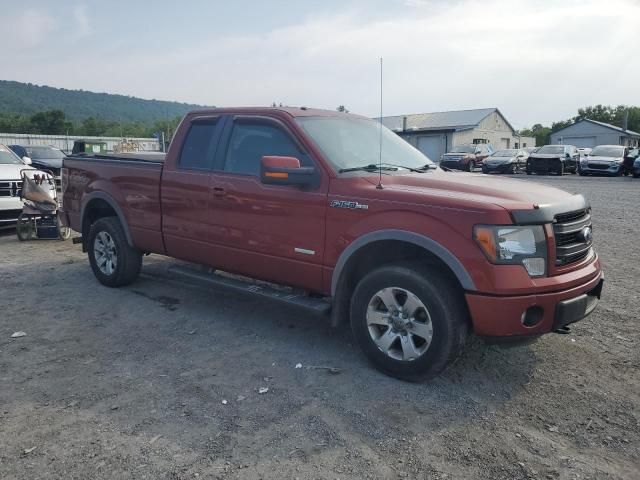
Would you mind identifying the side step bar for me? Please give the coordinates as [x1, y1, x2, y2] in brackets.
[167, 265, 332, 315]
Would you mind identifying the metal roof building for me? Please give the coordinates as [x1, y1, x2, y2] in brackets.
[549, 118, 640, 148]
[380, 108, 535, 162]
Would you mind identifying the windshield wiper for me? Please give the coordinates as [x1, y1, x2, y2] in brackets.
[339, 164, 398, 173]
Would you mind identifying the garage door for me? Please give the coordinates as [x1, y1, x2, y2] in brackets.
[563, 136, 597, 148]
[417, 135, 446, 163]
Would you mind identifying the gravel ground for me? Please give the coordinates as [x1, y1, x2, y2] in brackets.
[0, 174, 638, 480]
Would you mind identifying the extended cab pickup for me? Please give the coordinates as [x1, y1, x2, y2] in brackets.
[61, 107, 604, 381]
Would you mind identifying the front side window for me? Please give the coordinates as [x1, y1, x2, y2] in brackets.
[179, 120, 219, 170]
[224, 121, 304, 176]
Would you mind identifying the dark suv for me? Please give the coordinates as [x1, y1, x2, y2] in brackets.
[9, 145, 65, 176]
[526, 145, 579, 175]
[440, 144, 493, 172]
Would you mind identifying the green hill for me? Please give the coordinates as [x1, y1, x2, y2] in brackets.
[0, 80, 209, 125]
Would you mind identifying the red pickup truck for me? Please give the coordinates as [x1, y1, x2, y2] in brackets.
[61, 107, 603, 381]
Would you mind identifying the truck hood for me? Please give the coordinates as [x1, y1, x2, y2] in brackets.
[364, 170, 575, 211]
[530, 154, 563, 159]
[586, 155, 622, 163]
[0, 163, 28, 180]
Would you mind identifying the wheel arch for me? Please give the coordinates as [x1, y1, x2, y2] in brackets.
[81, 192, 133, 249]
[330, 230, 475, 326]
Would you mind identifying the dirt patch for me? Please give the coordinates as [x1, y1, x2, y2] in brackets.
[0, 175, 638, 479]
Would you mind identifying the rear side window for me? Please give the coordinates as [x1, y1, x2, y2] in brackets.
[179, 120, 219, 170]
[224, 121, 304, 176]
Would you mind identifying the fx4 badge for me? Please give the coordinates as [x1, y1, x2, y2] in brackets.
[330, 200, 369, 210]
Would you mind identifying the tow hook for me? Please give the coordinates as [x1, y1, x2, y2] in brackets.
[554, 326, 572, 335]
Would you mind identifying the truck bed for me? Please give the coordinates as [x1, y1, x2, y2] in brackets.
[63, 153, 165, 254]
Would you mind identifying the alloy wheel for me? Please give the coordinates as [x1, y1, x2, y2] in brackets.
[366, 287, 433, 361]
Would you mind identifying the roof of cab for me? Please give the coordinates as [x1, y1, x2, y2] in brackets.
[187, 106, 367, 119]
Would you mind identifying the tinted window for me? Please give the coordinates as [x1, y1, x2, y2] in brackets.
[225, 121, 303, 175]
[179, 120, 219, 170]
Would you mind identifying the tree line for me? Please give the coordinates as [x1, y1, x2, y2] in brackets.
[519, 105, 640, 146]
[0, 109, 183, 139]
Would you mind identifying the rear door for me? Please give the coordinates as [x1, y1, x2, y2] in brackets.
[207, 115, 328, 292]
[161, 115, 226, 265]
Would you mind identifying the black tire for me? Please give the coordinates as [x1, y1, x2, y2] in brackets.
[509, 164, 516, 174]
[482, 166, 488, 174]
[557, 162, 565, 176]
[634, 173, 639, 178]
[16, 214, 33, 241]
[87, 217, 142, 287]
[526, 163, 532, 175]
[350, 263, 468, 382]
[468, 160, 475, 172]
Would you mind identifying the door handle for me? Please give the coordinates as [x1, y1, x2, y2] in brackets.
[212, 187, 226, 197]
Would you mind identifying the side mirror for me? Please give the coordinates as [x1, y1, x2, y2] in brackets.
[260, 156, 318, 188]
[22, 156, 32, 165]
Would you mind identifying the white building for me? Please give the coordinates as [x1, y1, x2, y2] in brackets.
[380, 108, 536, 161]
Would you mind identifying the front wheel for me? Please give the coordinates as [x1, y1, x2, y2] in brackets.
[87, 217, 142, 287]
[468, 160, 475, 172]
[350, 263, 468, 382]
[557, 162, 565, 176]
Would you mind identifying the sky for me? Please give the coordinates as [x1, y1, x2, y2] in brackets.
[3, 0, 639, 129]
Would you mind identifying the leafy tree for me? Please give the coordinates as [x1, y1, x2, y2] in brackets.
[28, 110, 71, 135]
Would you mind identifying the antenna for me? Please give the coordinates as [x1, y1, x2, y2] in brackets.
[377, 57, 384, 190]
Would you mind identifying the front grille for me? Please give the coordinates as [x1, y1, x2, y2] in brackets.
[553, 209, 592, 266]
[587, 163, 609, 170]
[531, 157, 560, 170]
[0, 180, 22, 198]
[0, 209, 22, 222]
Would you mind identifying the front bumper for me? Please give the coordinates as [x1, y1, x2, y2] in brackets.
[484, 163, 514, 173]
[580, 163, 621, 175]
[465, 270, 604, 337]
[440, 160, 468, 171]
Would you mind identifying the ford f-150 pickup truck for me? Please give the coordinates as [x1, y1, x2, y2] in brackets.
[61, 107, 604, 381]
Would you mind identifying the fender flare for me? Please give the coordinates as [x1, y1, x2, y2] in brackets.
[80, 191, 134, 247]
[330, 229, 476, 296]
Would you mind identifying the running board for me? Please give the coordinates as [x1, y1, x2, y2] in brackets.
[167, 265, 332, 315]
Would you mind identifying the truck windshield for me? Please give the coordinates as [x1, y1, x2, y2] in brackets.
[295, 117, 434, 172]
[450, 146, 476, 153]
[27, 146, 65, 159]
[589, 146, 623, 157]
[0, 147, 23, 165]
[537, 146, 564, 154]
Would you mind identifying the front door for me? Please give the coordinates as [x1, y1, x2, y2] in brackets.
[207, 115, 328, 292]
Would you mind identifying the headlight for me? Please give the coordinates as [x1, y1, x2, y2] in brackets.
[474, 225, 547, 277]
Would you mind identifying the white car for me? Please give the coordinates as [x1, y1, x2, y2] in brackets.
[0, 144, 34, 229]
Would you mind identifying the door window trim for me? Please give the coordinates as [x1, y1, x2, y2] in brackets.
[216, 115, 314, 177]
[177, 115, 226, 172]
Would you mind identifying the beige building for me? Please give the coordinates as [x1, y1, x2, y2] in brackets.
[380, 108, 536, 162]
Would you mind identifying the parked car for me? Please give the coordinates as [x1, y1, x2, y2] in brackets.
[482, 149, 528, 174]
[0, 144, 32, 230]
[440, 144, 493, 172]
[579, 145, 627, 176]
[9, 145, 65, 177]
[62, 107, 603, 381]
[623, 147, 639, 176]
[526, 145, 579, 175]
[633, 156, 640, 178]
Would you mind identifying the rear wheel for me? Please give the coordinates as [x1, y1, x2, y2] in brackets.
[87, 217, 142, 287]
[468, 160, 475, 172]
[350, 263, 468, 382]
